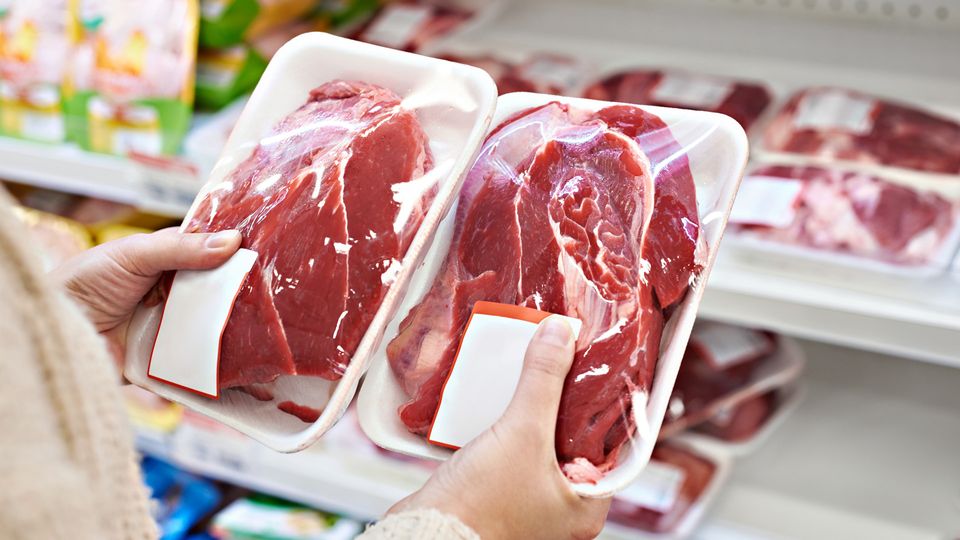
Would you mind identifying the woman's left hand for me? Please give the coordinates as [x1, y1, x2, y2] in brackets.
[52, 227, 241, 367]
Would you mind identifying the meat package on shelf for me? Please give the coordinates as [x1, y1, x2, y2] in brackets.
[582, 69, 773, 133]
[726, 164, 960, 277]
[659, 321, 805, 452]
[432, 50, 590, 96]
[605, 442, 731, 537]
[760, 87, 960, 175]
[353, 0, 502, 53]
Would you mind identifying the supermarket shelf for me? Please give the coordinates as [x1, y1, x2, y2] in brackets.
[136, 340, 960, 538]
[700, 249, 960, 367]
[0, 136, 199, 217]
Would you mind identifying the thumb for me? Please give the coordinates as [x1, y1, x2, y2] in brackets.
[500, 315, 576, 440]
[110, 227, 242, 277]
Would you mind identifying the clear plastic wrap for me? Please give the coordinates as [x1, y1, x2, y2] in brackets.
[659, 326, 805, 439]
[727, 164, 960, 277]
[582, 68, 773, 133]
[124, 33, 497, 452]
[358, 92, 748, 496]
[605, 441, 731, 537]
[759, 87, 960, 175]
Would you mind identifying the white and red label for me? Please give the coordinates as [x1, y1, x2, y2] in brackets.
[729, 175, 805, 228]
[428, 301, 582, 450]
[792, 89, 877, 134]
[148, 248, 257, 398]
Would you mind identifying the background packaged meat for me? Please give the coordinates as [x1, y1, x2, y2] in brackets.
[727, 164, 960, 277]
[660, 326, 805, 439]
[685, 385, 804, 457]
[124, 32, 498, 452]
[354, 0, 503, 53]
[358, 92, 749, 497]
[583, 69, 773, 133]
[433, 51, 588, 96]
[760, 87, 960, 175]
[605, 441, 732, 537]
[11, 206, 92, 271]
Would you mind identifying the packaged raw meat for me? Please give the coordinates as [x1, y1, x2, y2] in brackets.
[727, 164, 960, 274]
[583, 69, 772, 132]
[687, 385, 803, 456]
[358, 92, 749, 496]
[605, 441, 731, 537]
[63, 0, 199, 156]
[761, 87, 960, 174]
[435, 51, 588, 96]
[124, 33, 498, 452]
[354, 0, 501, 52]
[0, 0, 70, 142]
[660, 328, 805, 439]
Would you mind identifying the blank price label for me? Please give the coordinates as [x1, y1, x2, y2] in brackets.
[428, 302, 582, 450]
[729, 175, 804, 228]
[618, 460, 685, 512]
[793, 89, 877, 134]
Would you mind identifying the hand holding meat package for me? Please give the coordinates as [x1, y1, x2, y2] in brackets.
[359, 92, 748, 496]
[659, 321, 805, 451]
[124, 33, 498, 450]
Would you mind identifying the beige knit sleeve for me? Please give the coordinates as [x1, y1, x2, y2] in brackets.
[358, 509, 480, 540]
[0, 193, 157, 540]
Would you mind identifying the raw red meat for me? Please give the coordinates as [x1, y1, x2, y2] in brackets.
[356, 2, 472, 52]
[662, 324, 777, 437]
[694, 390, 776, 442]
[436, 54, 537, 95]
[438, 53, 582, 96]
[182, 80, 433, 392]
[763, 87, 960, 174]
[584, 69, 771, 132]
[734, 165, 958, 265]
[608, 443, 716, 534]
[387, 102, 700, 481]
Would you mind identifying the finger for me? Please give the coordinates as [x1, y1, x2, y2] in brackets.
[110, 228, 242, 277]
[500, 315, 576, 439]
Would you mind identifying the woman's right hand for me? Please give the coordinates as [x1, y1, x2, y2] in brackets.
[388, 316, 611, 539]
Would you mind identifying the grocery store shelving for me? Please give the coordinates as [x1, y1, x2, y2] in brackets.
[0, 136, 198, 217]
[137, 340, 960, 538]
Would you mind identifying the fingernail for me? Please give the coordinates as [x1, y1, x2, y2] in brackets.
[206, 230, 240, 250]
[538, 316, 572, 347]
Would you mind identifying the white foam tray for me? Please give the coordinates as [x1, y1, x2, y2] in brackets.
[124, 32, 498, 452]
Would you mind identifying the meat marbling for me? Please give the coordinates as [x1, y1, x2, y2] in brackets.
[182, 80, 433, 392]
[387, 102, 700, 481]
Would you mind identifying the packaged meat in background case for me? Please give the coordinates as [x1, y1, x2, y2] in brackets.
[604, 441, 732, 537]
[760, 87, 960, 175]
[659, 323, 805, 440]
[430, 49, 590, 96]
[124, 33, 498, 452]
[358, 92, 749, 497]
[353, 0, 504, 53]
[726, 164, 960, 277]
[687, 384, 804, 456]
[583, 68, 773, 133]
